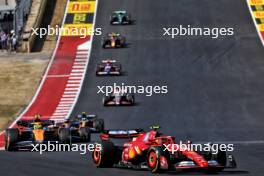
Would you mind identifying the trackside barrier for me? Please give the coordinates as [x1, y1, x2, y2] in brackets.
[21, 0, 47, 52]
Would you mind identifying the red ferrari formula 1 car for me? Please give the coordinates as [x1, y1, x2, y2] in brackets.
[92, 126, 237, 173]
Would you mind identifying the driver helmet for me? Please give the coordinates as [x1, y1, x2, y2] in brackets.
[81, 112, 87, 118]
[33, 122, 43, 130]
[34, 114, 42, 122]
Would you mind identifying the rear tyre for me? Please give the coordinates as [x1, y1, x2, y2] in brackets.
[213, 151, 227, 167]
[211, 151, 227, 172]
[93, 119, 105, 132]
[92, 140, 116, 167]
[102, 96, 109, 106]
[121, 37, 126, 47]
[205, 150, 227, 173]
[110, 17, 117, 25]
[95, 65, 100, 76]
[79, 127, 91, 142]
[102, 40, 107, 48]
[58, 128, 71, 143]
[5, 129, 19, 151]
[126, 94, 134, 105]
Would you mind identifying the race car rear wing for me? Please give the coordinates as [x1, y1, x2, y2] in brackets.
[76, 114, 97, 119]
[101, 129, 144, 139]
[101, 59, 116, 63]
[16, 120, 55, 127]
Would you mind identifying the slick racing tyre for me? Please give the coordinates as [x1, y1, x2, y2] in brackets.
[110, 17, 118, 24]
[147, 146, 170, 173]
[93, 119, 105, 132]
[102, 96, 110, 106]
[213, 150, 227, 167]
[210, 151, 227, 172]
[58, 128, 71, 143]
[115, 39, 121, 46]
[204, 150, 227, 173]
[79, 127, 91, 142]
[92, 140, 116, 167]
[126, 94, 134, 105]
[5, 129, 19, 151]
[102, 40, 110, 48]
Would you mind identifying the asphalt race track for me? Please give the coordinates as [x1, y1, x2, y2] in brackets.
[1, 0, 264, 176]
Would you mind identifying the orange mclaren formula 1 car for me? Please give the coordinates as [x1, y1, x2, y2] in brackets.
[57, 113, 105, 143]
[92, 126, 237, 173]
[5, 119, 58, 151]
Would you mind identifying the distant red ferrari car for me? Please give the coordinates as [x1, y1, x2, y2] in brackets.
[92, 126, 237, 173]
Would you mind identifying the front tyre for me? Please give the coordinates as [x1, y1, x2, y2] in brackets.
[79, 127, 91, 142]
[102, 96, 110, 106]
[93, 119, 104, 132]
[126, 94, 134, 105]
[5, 129, 19, 151]
[58, 128, 71, 143]
[147, 146, 170, 173]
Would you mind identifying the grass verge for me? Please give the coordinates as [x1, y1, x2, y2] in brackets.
[0, 53, 49, 130]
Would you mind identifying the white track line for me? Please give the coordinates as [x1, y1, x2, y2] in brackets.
[66, 84, 80, 87]
[71, 70, 85, 73]
[73, 66, 86, 69]
[53, 112, 69, 116]
[56, 107, 71, 110]
[65, 88, 79, 91]
[61, 99, 75, 102]
[67, 81, 81, 84]
[47, 75, 70, 78]
[53, 112, 69, 117]
[58, 104, 72, 107]
[68, 77, 82, 80]
[61, 96, 76, 100]
[76, 52, 89, 55]
[75, 59, 87, 62]
[75, 55, 87, 58]
[70, 73, 83, 76]
[73, 63, 86, 66]
[64, 92, 78, 95]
